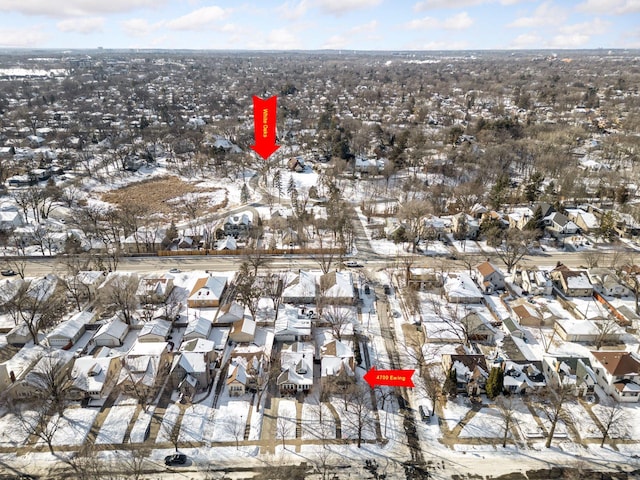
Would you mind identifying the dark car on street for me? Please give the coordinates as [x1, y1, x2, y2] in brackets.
[165, 453, 187, 466]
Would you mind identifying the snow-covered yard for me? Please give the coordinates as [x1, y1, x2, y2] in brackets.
[95, 405, 137, 445]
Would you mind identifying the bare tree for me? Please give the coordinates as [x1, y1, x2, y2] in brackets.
[11, 400, 62, 455]
[494, 229, 534, 273]
[264, 271, 284, 321]
[598, 403, 627, 448]
[161, 415, 181, 452]
[276, 413, 293, 450]
[161, 288, 183, 322]
[582, 250, 604, 269]
[235, 263, 263, 321]
[118, 447, 150, 480]
[243, 249, 269, 276]
[495, 395, 516, 448]
[422, 365, 443, 417]
[536, 382, 575, 448]
[98, 274, 139, 324]
[5, 280, 67, 346]
[225, 415, 245, 450]
[593, 318, 622, 350]
[322, 305, 353, 342]
[343, 384, 374, 448]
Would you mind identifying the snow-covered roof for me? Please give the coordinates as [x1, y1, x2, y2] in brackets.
[189, 276, 227, 302]
[93, 318, 128, 341]
[128, 340, 168, 357]
[184, 316, 211, 338]
[177, 352, 207, 374]
[320, 271, 354, 298]
[48, 310, 96, 341]
[444, 273, 482, 301]
[71, 355, 116, 393]
[283, 270, 317, 299]
[138, 319, 171, 339]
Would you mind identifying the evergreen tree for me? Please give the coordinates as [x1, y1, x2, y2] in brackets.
[486, 367, 504, 399]
[287, 175, 296, 196]
[273, 170, 282, 199]
[443, 367, 458, 397]
[241, 183, 250, 203]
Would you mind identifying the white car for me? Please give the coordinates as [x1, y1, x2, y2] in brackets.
[343, 260, 363, 268]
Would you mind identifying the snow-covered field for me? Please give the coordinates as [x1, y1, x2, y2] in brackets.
[95, 405, 137, 445]
[459, 407, 506, 438]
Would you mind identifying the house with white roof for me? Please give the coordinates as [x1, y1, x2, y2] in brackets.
[92, 318, 129, 347]
[521, 268, 552, 295]
[229, 317, 256, 343]
[444, 273, 483, 303]
[8, 349, 75, 400]
[551, 263, 593, 297]
[73, 270, 106, 301]
[542, 355, 596, 397]
[226, 361, 248, 396]
[171, 351, 211, 400]
[183, 316, 212, 341]
[554, 318, 624, 344]
[319, 271, 355, 305]
[118, 340, 172, 398]
[566, 208, 599, 233]
[47, 310, 96, 348]
[187, 275, 227, 308]
[319, 336, 355, 394]
[137, 318, 172, 342]
[223, 211, 253, 238]
[589, 268, 630, 297]
[282, 270, 317, 304]
[216, 301, 245, 324]
[136, 275, 174, 303]
[0, 344, 45, 392]
[0, 208, 23, 229]
[278, 341, 314, 394]
[544, 212, 579, 237]
[501, 360, 546, 394]
[69, 349, 122, 400]
[274, 307, 312, 342]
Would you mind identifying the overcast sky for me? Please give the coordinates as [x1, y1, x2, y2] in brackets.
[0, 0, 638, 50]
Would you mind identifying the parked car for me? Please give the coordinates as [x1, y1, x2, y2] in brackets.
[363, 284, 371, 295]
[169, 268, 181, 273]
[165, 453, 187, 466]
[419, 405, 429, 421]
[1, 269, 17, 276]
[383, 285, 392, 295]
[343, 260, 363, 268]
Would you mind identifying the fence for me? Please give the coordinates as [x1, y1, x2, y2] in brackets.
[157, 247, 345, 257]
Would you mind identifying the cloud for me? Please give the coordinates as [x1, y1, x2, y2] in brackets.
[558, 18, 610, 36]
[0, 0, 162, 17]
[322, 34, 348, 49]
[165, 6, 230, 31]
[120, 18, 161, 37]
[350, 20, 378, 34]
[413, 0, 529, 11]
[277, 0, 312, 20]
[577, 0, 640, 15]
[548, 33, 590, 48]
[316, 0, 382, 15]
[508, 1, 567, 28]
[508, 33, 542, 48]
[251, 28, 300, 49]
[406, 11, 474, 30]
[0, 26, 48, 47]
[407, 40, 469, 49]
[56, 17, 105, 34]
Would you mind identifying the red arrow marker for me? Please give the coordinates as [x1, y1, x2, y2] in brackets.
[250, 95, 280, 160]
[364, 367, 415, 388]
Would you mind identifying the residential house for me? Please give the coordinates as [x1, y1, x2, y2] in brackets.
[554, 319, 624, 344]
[137, 319, 172, 343]
[216, 302, 245, 324]
[282, 270, 317, 304]
[47, 310, 96, 349]
[460, 311, 497, 344]
[69, 349, 122, 401]
[551, 263, 594, 297]
[6, 322, 39, 346]
[223, 211, 253, 238]
[287, 157, 305, 172]
[171, 351, 210, 401]
[442, 354, 489, 396]
[354, 156, 385, 173]
[318, 271, 355, 305]
[510, 298, 553, 327]
[521, 268, 553, 296]
[0, 344, 45, 393]
[8, 349, 75, 400]
[0, 207, 24, 230]
[73, 271, 106, 301]
[589, 268, 630, 297]
[501, 360, 546, 394]
[227, 362, 248, 396]
[542, 355, 597, 397]
[544, 212, 579, 237]
[475, 261, 505, 293]
[187, 276, 227, 308]
[274, 307, 312, 342]
[229, 317, 256, 343]
[566, 208, 599, 233]
[451, 212, 479, 239]
[117, 341, 172, 399]
[92, 318, 129, 347]
[590, 351, 640, 402]
[216, 236, 237, 250]
[278, 342, 314, 395]
[183, 316, 212, 341]
[408, 268, 443, 290]
[136, 275, 174, 303]
[319, 336, 355, 394]
[613, 212, 640, 238]
[444, 273, 483, 304]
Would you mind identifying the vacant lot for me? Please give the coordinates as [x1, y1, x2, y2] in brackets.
[101, 176, 224, 218]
